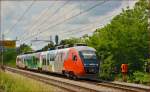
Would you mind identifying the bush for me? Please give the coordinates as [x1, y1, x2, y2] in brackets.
[133, 71, 150, 85]
[99, 55, 115, 81]
[87, 0, 149, 83]
[0, 71, 53, 92]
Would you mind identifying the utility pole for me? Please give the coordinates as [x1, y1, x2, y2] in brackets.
[31, 36, 54, 45]
[0, 0, 2, 66]
[1, 34, 4, 65]
[0, 29, 1, 65]
[0, 32, 1, 66]
[50, 35, 52, 43]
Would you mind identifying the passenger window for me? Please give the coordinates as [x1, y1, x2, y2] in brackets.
[42, 58, 46, 65]
[47, 61, 49, 65]
[65, 51, 69, 60]
[72, 54, 77, 61]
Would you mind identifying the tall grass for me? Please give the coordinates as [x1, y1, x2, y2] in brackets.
[0, 71, 54, 92]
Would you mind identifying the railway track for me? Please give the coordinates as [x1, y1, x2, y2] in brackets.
[97, 81, 150, 92]
[78, 79, 150, 92]
[3, 66, 150, 92]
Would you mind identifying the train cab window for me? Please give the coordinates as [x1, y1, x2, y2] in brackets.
[72, 54, 77, 61]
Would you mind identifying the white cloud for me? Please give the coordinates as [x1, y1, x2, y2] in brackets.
[1, 1, 16, 18]
[2, 0, 137, 50]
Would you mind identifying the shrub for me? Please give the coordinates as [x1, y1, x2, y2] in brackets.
[133, 71, 150, 85]
[0, 71, 53, 92]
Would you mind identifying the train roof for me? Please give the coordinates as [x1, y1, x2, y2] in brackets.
[72, 46, 96, 52]
[17, 46, 96, 57]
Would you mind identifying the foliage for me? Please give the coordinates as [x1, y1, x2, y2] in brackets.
[17, 43, 33, 54]
[59, 37, 83, 45]
[0, 44, 32, 67]
[41, 43, 55, 51]
[99, 55, 115, 80]
[0, 71, 53, 92]
[3, 49, 17, 67]
[0, 49, 17, 67]
[0, 0, 149, 85]
[132, 71, 150, 85]
[86, 0, 149, 80]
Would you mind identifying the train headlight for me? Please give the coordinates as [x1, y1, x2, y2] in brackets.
[84, 64, 87, 66]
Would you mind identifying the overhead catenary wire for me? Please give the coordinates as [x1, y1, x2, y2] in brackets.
[22, 7, 79, 39]
[21, 0, 108, 43]
[20, 2, 79, 41]
[18, 1, 56, 39]
[29, 25, 98, 48]
[20, 1, 70, 39]
[5, 0, 35, 35]
[45, 14, 114, 37]
[40, 13, 116, 41]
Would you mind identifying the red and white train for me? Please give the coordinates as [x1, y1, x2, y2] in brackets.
[16, 45, 99, 79]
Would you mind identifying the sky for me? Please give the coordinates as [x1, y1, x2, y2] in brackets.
[1, 0, 137, 50]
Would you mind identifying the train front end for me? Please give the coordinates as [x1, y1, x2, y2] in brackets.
[75, 46, 100, 79]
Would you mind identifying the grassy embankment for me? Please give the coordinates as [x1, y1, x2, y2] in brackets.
[0, 70, 54, 92]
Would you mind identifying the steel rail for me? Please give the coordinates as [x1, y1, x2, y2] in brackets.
[4, 67, 104, 92]
[3, 66, 150, 92]
[97, 82, 150, 92]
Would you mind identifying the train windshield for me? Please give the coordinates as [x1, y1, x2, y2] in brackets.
[79, 50, 98, 64]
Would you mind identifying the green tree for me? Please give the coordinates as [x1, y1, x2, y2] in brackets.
[59, 37, 82, 46]
[87, 0, 148, 79]
[17, 44, 33, 54]
[41, 43, 55, 51]
[0, 44, 33, 66]
[0, 48, 17, 67]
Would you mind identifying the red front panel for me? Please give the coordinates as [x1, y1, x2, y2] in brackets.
[63, 48, 85, 76]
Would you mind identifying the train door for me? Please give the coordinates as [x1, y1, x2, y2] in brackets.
[16, 56, 21, 67]
[37, 53, 42, 69]
[32, 54, 38, 69]
[54, 50, 66, 73]
[28, 55, 33, 69]
[47, 52, 54, 72]
[45, 52, 50, 71]
[54, 51, 59, 72]
[41, 53, 47, 71]
[21, 56, 25, 68]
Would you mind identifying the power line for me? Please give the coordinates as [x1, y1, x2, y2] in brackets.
[22, 0, 107, 43]
[5, 0, 35, 35]
[18, 1, 56, 39]
[20, 1, 69, 40]
[41, 13, 115, 40]
[33, 2, 78, 34]
[34, 6, 116, 42]
[20, 2, 79, 41]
